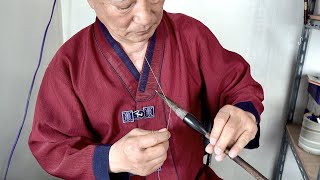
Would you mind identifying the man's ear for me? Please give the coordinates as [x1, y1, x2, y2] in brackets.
[87, 0, 95, 9]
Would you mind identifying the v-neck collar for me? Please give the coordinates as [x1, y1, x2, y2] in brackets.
[93, 18, 166, 101]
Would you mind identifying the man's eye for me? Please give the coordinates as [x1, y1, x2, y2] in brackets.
[117, 4, 132, 11]
[149, 0, 161, 3]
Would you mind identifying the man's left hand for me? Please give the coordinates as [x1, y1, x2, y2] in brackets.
[205, 105, 258, 161]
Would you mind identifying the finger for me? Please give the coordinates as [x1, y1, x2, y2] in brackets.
[228, 131, 253, 158]
[129, 128, 153, 136]
[210, 106, 231, 146]
[144, 141, 169, 161]
[147, 153, 167, 173]
[125, 141, 168, 173]
[215, 153, 226, 162]
[137, 129, 171, 149]
[129, 128, 168, 137]
[139, 152, 167, 176]
[214, 115, 239, 156]
[205, 144, 214, 154]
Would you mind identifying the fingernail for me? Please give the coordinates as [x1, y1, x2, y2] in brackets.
[205, 145, 213, 154]
[215, 155, 223, 162]
[210, 138, 216, 145]
[214, 147, 223, 155]
[205, 146, 210, 153]
[228, 150, 237, 158]
[158, 128, 167, 132]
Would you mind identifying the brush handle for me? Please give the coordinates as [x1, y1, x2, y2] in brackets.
[224, 149, 268, 180]
[203, 135, 268, 179]
[183, 113, 209, 137]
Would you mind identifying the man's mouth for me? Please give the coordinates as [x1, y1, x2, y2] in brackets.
[136, 26, 152, 35]
[136, 30, 148, 35]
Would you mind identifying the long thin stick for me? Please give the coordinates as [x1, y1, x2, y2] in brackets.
[206, 136, 268, 180]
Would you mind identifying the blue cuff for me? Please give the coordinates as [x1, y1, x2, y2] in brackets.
[234, 101, 260, 123]
[93, 145, 129, 180]
[234, 101, 261, 149]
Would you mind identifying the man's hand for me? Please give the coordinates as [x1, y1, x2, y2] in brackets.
[109, 128, 170, 176]
[205, 105, 257, 161]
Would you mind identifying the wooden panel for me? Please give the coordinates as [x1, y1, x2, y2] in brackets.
[310, 15, 320, 21]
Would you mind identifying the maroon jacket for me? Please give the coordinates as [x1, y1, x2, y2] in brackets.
[29, 11, 264, 180]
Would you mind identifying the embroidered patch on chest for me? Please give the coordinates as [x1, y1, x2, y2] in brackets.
[121, 106, 155, 123]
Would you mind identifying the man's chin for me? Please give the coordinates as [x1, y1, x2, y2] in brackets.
[130, 34, 153, 43]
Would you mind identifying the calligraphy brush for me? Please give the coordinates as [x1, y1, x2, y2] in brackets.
[156, 90, 268, 180]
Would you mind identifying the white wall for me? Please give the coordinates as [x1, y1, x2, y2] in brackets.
[0, 0, 62, 179]
[1, 0, 319, 179]
[60, 1, 95, 42]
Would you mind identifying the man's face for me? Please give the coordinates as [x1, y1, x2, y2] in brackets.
[88, 0, 165, 44]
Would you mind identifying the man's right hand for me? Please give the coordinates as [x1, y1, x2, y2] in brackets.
[109, 128, 171, 176]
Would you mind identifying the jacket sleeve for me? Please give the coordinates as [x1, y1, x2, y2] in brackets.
[197, 23, 264, 148]
[28, 66, 118, 179]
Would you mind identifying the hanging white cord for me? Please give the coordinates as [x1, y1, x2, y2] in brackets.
[157, 169, 161, 180]
[144, 57, 172, 129]
[144, 57, 167, 180]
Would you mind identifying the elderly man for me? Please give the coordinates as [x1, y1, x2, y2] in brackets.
[29, 0, 264, 179]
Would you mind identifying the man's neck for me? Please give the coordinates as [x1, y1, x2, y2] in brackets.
[119, 40, 149, 72]
[108, 31, 149, 72]
[121, 41, 148, 56]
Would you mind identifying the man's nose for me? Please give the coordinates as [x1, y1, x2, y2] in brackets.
[133, 1, 152, 26]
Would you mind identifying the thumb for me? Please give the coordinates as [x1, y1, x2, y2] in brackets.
[129, 128, 168, 136]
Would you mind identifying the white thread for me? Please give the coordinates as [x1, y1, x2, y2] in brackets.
[157, 169, 161, 180]
[144, 57, 172, 129]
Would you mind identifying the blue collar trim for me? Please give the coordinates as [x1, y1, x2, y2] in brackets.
[99, 21, 140, 81]
[139, 33, 156, 92]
